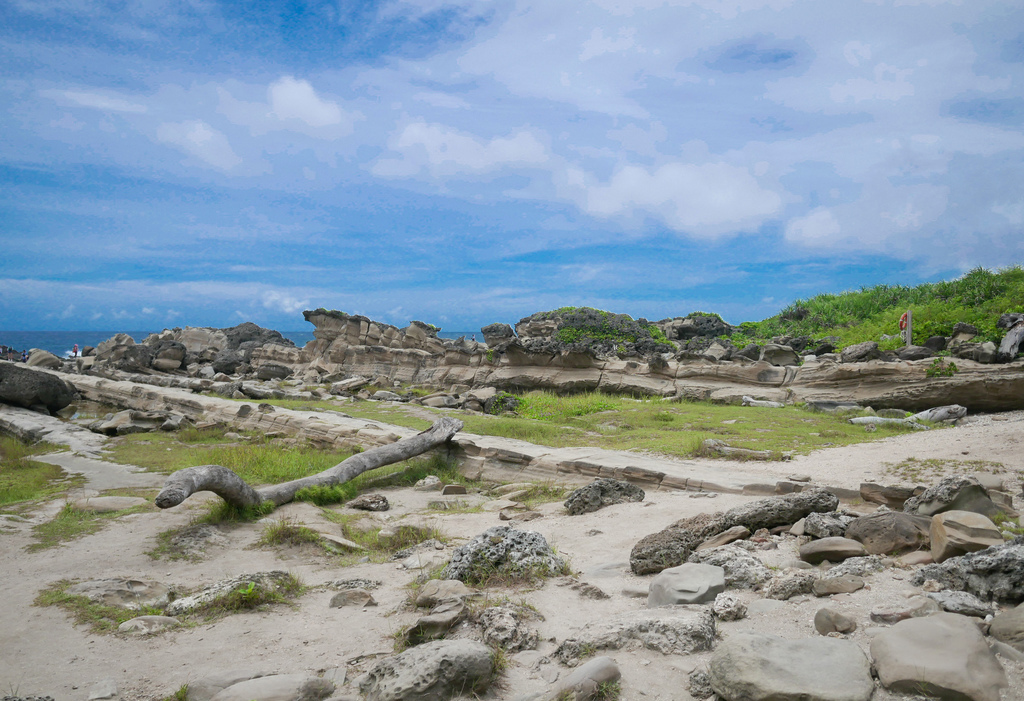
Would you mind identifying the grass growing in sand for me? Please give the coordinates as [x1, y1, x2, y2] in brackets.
[0, 436, 81, 510]
[319, 510, 447, 564]
[28, 501, 153, 551]
[882, 457, 1006, 483]
[34, 579, 165, 634]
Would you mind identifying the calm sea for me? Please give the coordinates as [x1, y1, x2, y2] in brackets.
[0, 330, 477, 358]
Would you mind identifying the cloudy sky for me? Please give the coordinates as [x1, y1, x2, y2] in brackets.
[2, 0, 1022, 333]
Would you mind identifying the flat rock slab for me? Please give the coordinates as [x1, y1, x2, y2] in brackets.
[209, 674, 334, 701]
[813, 575, 865, 597]
[648, 563, 725, 607]
[799, 537, 866, 565]
[710, 632, 874, 701]
[870, 613, 1009, 701]
[66, 578, 171, 610]
[555, 605, 716, 663]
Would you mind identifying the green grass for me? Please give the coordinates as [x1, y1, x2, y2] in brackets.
[193, 575, 304, 615]
[28, 502, 152, 551]
[730, 265, 1024, 350]
[0, 436, 79, 509]
[294, 453, 465, 506]
[319, 510, 446, 563]
[34, 579, 165, 634]
[255, 518, 323, 547]
[883, 457, 1005, 482]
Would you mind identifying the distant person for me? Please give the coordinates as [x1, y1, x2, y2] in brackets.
[21, 350, 28, 362]
[73, 343, 79, 358]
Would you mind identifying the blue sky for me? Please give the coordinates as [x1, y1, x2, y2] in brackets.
[2, 0, 1023, 333]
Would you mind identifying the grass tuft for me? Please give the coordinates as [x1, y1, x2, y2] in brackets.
[34, 580, 164, 634]
[28, 502, 150, 551]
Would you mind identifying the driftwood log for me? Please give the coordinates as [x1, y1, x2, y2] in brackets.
[155, 416, 464, 510]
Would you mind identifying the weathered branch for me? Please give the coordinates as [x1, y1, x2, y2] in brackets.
[155, 416, 464, 510]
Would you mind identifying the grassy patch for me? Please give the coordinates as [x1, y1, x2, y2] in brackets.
[456, 558, 573, 589]
[193, 575, 303, 615]
[28, 502, 151, 551]
[295, 453, 465, 506]
[0, 436, 79, 509]
[255, 518, 323, 547]
[320, 511, 446, 563]
[34, 580, 164, 634]
[883, 457, 1005, 483]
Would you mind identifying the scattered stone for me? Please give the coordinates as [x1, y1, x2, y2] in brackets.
[803, 512, 853, 539]
[930, 510, 1004, 563]
[869, 595, 940, 624]
[648, 563, 725, 607]
[709, 633, 874, 701]
[913, 538, 1024, 603]
[207, 674, 333, 701]
[712, 593, 747, 621]
[555, 606, 716, 665]
[442, 526, 566, 582]
[414, 475, 442, 491]
[329, 578, 381, 591]
[799, 537, 867, 565]
[688, 669, 714, 700]
[66, 578, 171, 610]
[117, 615, 180, 634]
[525, 657, 621, 701]
[440, 484, 467, 495]
[926, 590, 994, 617]
[696, 525, 750, 551]
[406, 600, 466, 644]
[687, 544, 772, 589]
[897, 551, 933, 567]
[844, 511, 931, 555]
[870, 613, 1008, 701]
[814, 608, 857, 635]
[812, 575, 865, 597]
[346, 494, 390, 512]
[563, 478, 644, 515]
[989, 602, 1024, 652]
[329, 589, 377, 608]
[358, 639, 493, 701]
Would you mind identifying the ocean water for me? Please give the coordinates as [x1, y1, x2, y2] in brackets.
[0, 329, 478, 358]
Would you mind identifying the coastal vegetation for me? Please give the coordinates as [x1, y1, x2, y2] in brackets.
[0, 436, 78, 509]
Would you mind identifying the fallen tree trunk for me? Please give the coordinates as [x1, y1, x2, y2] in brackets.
[155, 416, 464, 510]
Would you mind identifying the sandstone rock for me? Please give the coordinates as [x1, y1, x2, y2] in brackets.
[904, 475, 1005, 519]
[844, 511, 931, 555]
[185, 670, 269, 701]
[442, 526, 566, 582]
[26, 350, 63, 370]
[696, 525, 750, 550]
[208, 674, 333, 701]
[763, 571, 817, 600]
[415, 475, 442, 491]
[165, 571, 294, 616]
[329, 589, 377, 608]
[687, 544, 772, 589]
[859, 483, 919, 509]
[814, 608, 857, 635]
[870, 613, 1008, 701]
[358, 639, 493, 701]
[812, 575, 865, 597]
[989, 602, 1024, 652]
[759, 344, 800, 366]
[406, 600, 466, 644]
[710, 632, 873, 701]
[631, 489, 839, 575]
[869, 595, 940, 624]
[415, 580, 472, 608]
[563, 478, 644, 515]
[799, 537, 867, 565]
[556, 606, 716, 664]
[648, 563, 725, 607]
[89, 409, 169, 436]
[526, 656, 620, 701]
[930, 510, 1004, 563]
[0, 363, 75, 414]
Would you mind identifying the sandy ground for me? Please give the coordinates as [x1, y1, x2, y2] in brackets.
[1, 412, 1023, 701]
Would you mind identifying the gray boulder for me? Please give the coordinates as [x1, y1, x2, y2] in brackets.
[442, 526, 566, 582]
[555, 606, 716, 664]
[814, 608, 857, 635]
[710, 633, 874, 701]
[357, 639, 493, 701]
[648, 563, 725, 607]
[844, 511, 931, 555]
[989, 602, 1024, 652]
[478, 604, 537, 651]
[840, 341, 880, 363]
[912, 538, 1024, 604]
[803, 512, 854, 539]
[207, 674, 333, 701]
[870, 613, 1008, 701]
[564, 478, 644, 515]
[759, 344, 800, 366]
[0, 362, 75, 414]
[26, 349, 63, 370]
[926, 590, 994, 617]
[256, 363, 291, 381]
[631, 489, 839, 574]
[799, 537, 867, 565]
[904, 475, 1007, 519]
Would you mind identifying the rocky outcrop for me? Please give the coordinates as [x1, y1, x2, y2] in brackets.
[441, 526, 566, 582]
[0, 363, 75, 414]
[563, 478, 645, 515]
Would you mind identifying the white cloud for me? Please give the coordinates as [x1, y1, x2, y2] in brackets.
[268, 77, 344, 128]
[578, 161, 782, 238]
[784, 207, 841, 245]
[579, 27, 636, 62]
[373, 121, 549, 178]
[830, 63, 915, 103]
[262, 291, 309, 315]
[992, 201, 1024, 226]
[156, 120, 243, 171]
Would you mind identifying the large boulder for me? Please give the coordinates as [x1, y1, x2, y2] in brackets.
[759, 344, 800, 367]
[687, 544, 773, 589]
[870, 613, 1008, 701]
[709, 633, 874, 701]
[563, 478, 645, 515]
[840, 341, 881, 363]
[903, 475, 1007, 519]
[357, 639, 493, 701]
[844, 511, 931, 555]
[26, 349, 63, 370]
[989, 602, 1024, 653]
[930, 510, 1004, 563]
[648, 563, 726, 607]
[0, 363, 75, 414]
[631, 489, 839, 574]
